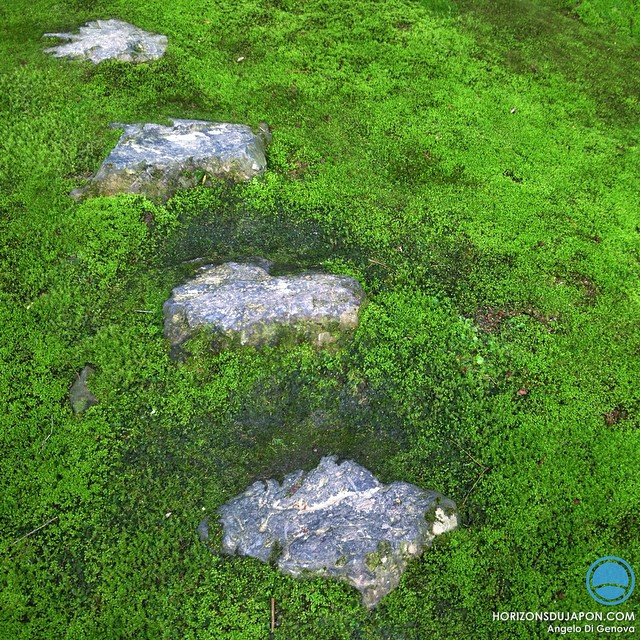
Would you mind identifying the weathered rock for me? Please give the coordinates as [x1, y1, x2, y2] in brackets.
[217, 456, 458, 608]
[44, 19, 167, 64]
[72, 119, 269, 202]
[163, 261, 364, 347]
[69, 365, 99, 414]
[197, 518, 210, 542]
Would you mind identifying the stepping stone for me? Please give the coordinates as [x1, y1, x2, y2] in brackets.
[163, 261, 364, 347]
[44, 19, 167, 64]
[72, 120, 269, 202]
[217, 455, 458, 608]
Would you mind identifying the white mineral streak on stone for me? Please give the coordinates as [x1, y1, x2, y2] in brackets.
[163, 262, 364, 347]
[217, 456, 458, 608]
[258, 515, 271, 533]
[44, 19, 167, 64]
[304, 487, 380, 513]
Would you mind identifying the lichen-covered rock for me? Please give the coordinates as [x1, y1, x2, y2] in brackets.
[163, 261, 364, 348]
[44, 19, 167, 64]
[217, 456, 458, 608]
[71, 119, 268, 202]
[69, 365, 99, 414]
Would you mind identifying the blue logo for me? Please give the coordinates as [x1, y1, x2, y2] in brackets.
[586, 557, 635, 605]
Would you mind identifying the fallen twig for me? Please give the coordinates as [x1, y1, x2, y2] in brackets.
[461, 467, 489, 510]
[132, 309, 155, 314]
[39, 415, 53, 453]
[271, 597, 275, 632]
[12, 516, 59, 546]
[446, 437, 489, 510]
[180, 257, 207, 264]
[367, 258, 391, 269]
[446, 436, 485, 469]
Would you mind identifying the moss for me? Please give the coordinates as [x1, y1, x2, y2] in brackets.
[335, 555, 348, 568]
[267, 540, 283, 567]
[1, 0, 639, 637]
[365, 540, 393, 572]
[365, 552, 381, 572]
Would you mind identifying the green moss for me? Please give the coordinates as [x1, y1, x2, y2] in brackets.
[268, 540, 283, 567]
[1, 0, 639, 637]
[365, 552, 381, 573]
[366, 541, 393, 572]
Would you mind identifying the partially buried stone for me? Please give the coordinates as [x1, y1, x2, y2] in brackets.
[69, 365, 99, 414]
[197, 518, 209, 542]
[71, 119, 269, 202]
[217, 456, 458, 608]
[163, 261, 364, 348]
[43, 19, 167, 64]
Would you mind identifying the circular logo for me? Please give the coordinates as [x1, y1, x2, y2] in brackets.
[586, 557, 635, 605]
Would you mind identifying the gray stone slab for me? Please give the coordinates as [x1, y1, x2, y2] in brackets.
[72, 120, 269, 202]
[163, 261, 364, 348]
[69, 365, 99, 414]
[44, 19, 167, 64]
[217, 456, 458, 607]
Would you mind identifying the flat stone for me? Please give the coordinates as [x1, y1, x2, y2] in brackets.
[217, 456, 458, 608]
[163, 261, 364, 347]
[72, 120, 269, 202]
[69, 365, 99, 414]
[44, 19, 167, 64]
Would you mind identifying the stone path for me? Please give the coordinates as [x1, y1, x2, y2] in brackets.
[163, 261, 364, 347]
[44, 19, 167, 64]
[218, 456, 458, 608]
[50, 18, 458, 608]
[72, 120, 269, 202]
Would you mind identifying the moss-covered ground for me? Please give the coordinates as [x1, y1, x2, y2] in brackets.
[1, 0, 639, 637]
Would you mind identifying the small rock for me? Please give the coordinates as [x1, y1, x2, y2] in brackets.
[44, 19, 167, 64]
[73, 119, 269, 202]
[197, 518, 209, 542]
[163, 261, 364, 348]
[217, 456, 457, 608]
[69, 365, 99, 414]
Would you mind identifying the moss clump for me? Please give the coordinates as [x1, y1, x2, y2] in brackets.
[365, 540, 393, 572]
[268, 540, 284, 567]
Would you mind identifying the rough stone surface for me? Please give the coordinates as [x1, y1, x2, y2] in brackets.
[217, 456, 458, 608]
[72, 119, 268, 202]
[69, 365, 99, 414]
[44, 19, 167, 64]
[163, 261, 364, 347]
